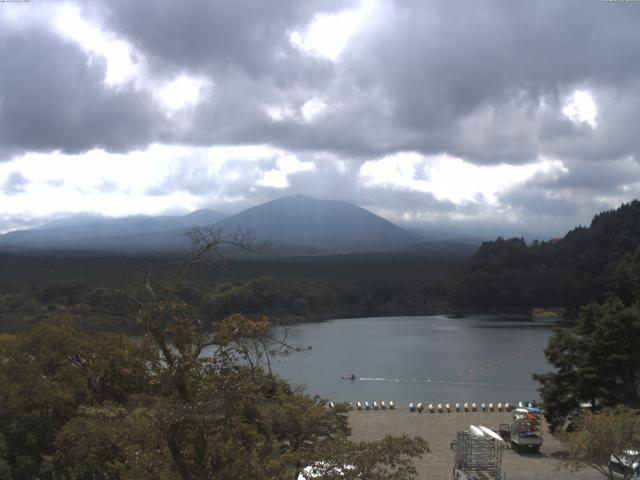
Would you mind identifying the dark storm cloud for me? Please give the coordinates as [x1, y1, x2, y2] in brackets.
[499, 189, 580, 217]
[1, 172, 30, 195]
[330, 0, 640, 164]
[89, 0, 351, 80]
[546, 158, 640, 192]
[3, 0, 640, 237]
[0, 21, 164, 157]
[4, 0, 640, 166]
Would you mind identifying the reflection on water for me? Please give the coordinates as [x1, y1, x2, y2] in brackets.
[268, 315, 560, 405]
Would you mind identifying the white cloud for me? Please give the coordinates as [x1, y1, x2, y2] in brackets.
[359, 152, 567, 205]
[0, 144, 287, 222]
[53, 5, 209, 115]
[289, 0, 377, 61]
[264, 103, 297, 122]
[301, 97, 328, 122]
[53, 3, 140, 87]
[563, 90, 598, 128]
[258, 155, 316, 188]
[157, 75, 207, 111]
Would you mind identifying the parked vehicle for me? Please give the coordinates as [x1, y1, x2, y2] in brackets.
[609, 450, 640, 479]
[508, 407, 542, 453]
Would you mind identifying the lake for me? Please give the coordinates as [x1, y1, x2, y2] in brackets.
[268, 315, 561, 406]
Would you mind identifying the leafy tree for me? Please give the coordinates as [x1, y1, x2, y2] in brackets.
[0, 434, 11, 480]
[534, 247, 640, 430]
[310, 435, 429, 480]
[455, 200, 640, 309]
[0, 227, 429, 480]
[558, 407, 640, 480]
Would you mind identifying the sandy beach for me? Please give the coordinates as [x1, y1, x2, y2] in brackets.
[348, 409, 602, 480]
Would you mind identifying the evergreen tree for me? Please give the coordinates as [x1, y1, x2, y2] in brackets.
[534, 247, 640, 430]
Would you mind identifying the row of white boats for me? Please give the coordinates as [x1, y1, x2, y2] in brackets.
[328, 400, 535, 412]
[327, 401, 396, 410]
[409, 401, 515, 413]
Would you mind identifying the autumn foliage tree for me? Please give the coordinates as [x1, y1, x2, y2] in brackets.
[0, 227, 428, 480]
[559, 407, 640, 480]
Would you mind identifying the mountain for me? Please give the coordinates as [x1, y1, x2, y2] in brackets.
[0, 209, 226, 251]
[0, 196, 419, 254]
[215, 195, 418, 250]
[454, 200, 640, 310]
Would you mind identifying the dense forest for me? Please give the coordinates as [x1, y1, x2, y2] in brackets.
[455, 200, 640, 311]
[4, 200, 640, 335]
[533, 244, 640, 431]
[0, 248, 469, 333]
[0, 231, 430, 480]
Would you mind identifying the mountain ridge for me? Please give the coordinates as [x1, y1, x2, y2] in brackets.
[0, 196, 419, 254]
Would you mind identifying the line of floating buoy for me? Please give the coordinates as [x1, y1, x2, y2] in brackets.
[406, 402, 516, 412]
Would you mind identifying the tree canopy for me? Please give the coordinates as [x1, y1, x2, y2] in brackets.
[455, 200, 640, 309]
[558, 407, 640, 480]
[534, 246, 640, 430]
[0, 228, 428, 479]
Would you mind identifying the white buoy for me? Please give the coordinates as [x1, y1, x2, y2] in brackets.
[390, 401, 395, 410]
[497, 402, 503, 412]
[381, 401, 386, 410]
[446, 403, 451, 413]
[472, 403, 477, 412]
[357, 401, 362, 410]
[409, 402, 416, 412]
[464, 402, 469, 412]
[489, 402, 494, 412]
[428, 403, 434, 413]
[437, 403, 443, 413]
[373, 401, 379, 410]
[417, 402, 423, 412]
[455, 402, 461, 412]
[505, 402, 511, 411]
[365, 401, 370, 410]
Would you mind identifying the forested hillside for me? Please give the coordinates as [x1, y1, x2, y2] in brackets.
[455, 200, 640, 310]
[0, 249, 466, 333]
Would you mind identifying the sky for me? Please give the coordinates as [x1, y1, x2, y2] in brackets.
[1, 0, 640, 237]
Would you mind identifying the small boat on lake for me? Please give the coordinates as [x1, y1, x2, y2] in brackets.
[341, 374, 357, 381]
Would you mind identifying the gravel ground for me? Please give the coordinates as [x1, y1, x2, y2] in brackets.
[348, 409, 602, 480]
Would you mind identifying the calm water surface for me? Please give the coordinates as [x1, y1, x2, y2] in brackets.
[269, 315, 560, 406]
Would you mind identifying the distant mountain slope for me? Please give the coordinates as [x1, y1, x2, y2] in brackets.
[0, 196, 419, 253]
[216, 195, 417, 247]
[0, 209, 226, 250]
[454, 200, 640, 310]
